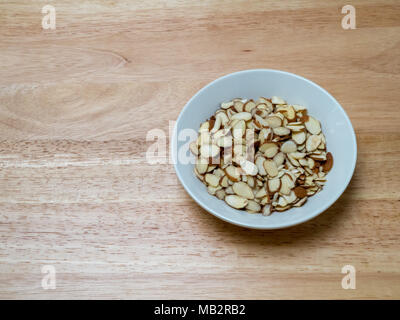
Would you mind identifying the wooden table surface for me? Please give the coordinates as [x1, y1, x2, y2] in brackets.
[0, 0, 399, 300]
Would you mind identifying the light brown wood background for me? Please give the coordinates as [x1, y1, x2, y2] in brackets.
[0, 0, 399, 299]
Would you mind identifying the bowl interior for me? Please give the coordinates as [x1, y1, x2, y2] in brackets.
[172, 69, 357, 229]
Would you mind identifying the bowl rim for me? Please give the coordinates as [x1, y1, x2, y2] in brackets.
[172, 69, 357, 229]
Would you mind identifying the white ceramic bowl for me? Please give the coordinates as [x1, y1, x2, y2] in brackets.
[172, 69, 357, 229]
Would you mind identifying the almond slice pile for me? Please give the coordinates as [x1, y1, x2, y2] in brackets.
[191, 96, 333, 216]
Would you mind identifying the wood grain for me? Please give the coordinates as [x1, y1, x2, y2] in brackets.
[0, 0, 399, 299]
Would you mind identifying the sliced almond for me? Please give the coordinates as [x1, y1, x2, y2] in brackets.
[287, 154, 300, 167]
[244, 100, 256, 113]
[286, 123, 305, 131]
[204, 173, 220, 187]
[216, 136, 233, 148]
[232, 120, 246, 139]
[261, 101, 274, 114]
[273, 152, 285, 166]
[216, 111, 229, 127]
[227, 108, 236, 118]
[283, 190, 297, 204]
[213, 128, 226, 141]
[255, 103, 268, 114]
[239, 159, 258, 176]
[262, 205, 272, 216]
[315, 179, 326, 187]
[207, 185, 221, 195]
[225, 186, 234, 194]
[225, 165, 241, 182]
[252, 192, 261, 202]
[255, 156, 267, 175]
[233, 100, 244, 113]
[289, 152, 306, 159]
[210, 116, 222, 133]
[323, 152, 333, 172]
[246, 120, 256, 130]
[247, 176, 255, 188]
[273, 127, 291, 136]
[259, 195, 269, 205]
[276, 105, 296, 120]
[200, 144, 220, 158]
[293, 186, 307, 199]
[232, 182, 254, 199]
[263, 159, 278, 177]
[309, 153, 327, 161]
[292, 104, 307, 112]
[233, 145, 246, 159]
[285, 160, 295, 170]
[260, 143, 279, 158]
[306, 186, 319, 196]
[195, 158, 208, 174]
[220, 175, 229, 187]
[271, 96, 286, 105]
[221, 101, 234, 109]
[275, 205, 291, 212]
[275, 112, 285, 121]
[266, 116, 282, 128]
[280, 174, 293, 195]
[255, 187, 267, 198]
[308, 158, 315, 169]
[215, 189, 226, 200]
[306, 134, 322, 152]
[199, 131, 211, 145]
[225, 195, 248, 209]
[258, 128, 270, 144]
[272, 192, 279, 203]
[231, 112, 252, 121]
[304, 167, 314, 176]
[292, 130, 306, 145]
[268, 178, 281, 193]
[293, 196, 307, 207]
[280, 140, 297, 153]
[253, 114, 268, 128]
[297, 144, 306, 152]
[278, 196, 288, 207]
[305, 115, 321, 135]
[286, 170, 296, 182]
[256, 97, 268, 104]
[189, 141, 199, 156]
[199, 121, 210, 132]
[246, 200, 261, 213]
